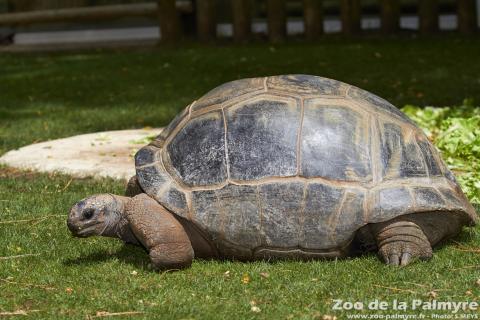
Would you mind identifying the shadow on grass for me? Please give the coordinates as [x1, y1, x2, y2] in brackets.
[63, 244, 151, 270]
[62, 225, 478, 272]
[452, 226, 479, 243]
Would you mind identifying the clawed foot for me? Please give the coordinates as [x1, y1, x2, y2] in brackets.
[379, 241, 432, 266]
[374, 220, 433, 267]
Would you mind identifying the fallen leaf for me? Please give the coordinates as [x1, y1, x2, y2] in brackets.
[322, 315, 337, 320]
[250, 301, 261, 313]
[242, 273, 250, 284]
[465, 290, 473, 295]
[476, 279, 480, 287]
[65, 287, 73, 294]
[251, 306, 261, 313]
[130, 270, 138, 276]
[259, 272, 269, 279]
[427, 291, 437, 299]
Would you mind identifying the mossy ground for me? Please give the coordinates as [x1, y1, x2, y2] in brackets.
[1, 36, 479, 319]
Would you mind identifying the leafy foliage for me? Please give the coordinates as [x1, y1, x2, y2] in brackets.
[402, 101, 480, 204]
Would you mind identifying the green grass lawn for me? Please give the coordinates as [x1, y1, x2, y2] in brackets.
[1, 37, 480, 319]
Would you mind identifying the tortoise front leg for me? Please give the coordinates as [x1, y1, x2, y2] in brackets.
[125, 176, 144, 197]
[371, 218, 432, 266]
[125, 194, 194, 270]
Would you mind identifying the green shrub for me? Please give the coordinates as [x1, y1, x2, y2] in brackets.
[402, 100, 480, 204]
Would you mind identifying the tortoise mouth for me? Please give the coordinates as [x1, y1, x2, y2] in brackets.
[67, 220, 101, 238]
[72, 231, 89, 238]
[72, 228, 92, 238]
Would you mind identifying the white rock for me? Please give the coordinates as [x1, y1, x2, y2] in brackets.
[0, 128, 163, 180]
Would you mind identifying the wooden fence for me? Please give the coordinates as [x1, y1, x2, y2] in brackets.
[0, 0, 478, 44]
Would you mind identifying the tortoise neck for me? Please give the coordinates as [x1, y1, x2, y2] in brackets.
[113, 215, 140, 246]
[102, 196, 140, 245]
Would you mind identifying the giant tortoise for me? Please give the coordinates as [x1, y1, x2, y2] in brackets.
[67, 75, 477, 269]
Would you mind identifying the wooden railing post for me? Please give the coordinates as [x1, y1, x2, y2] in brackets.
[0, 3, 193, 26]
[457, 0, 477, 34]
[196, 0, 216, 41]
[232, 0, 251, 42]
[303, 0, 323, 39]
[9, 0, 35, 12]
[267, 0, 286, 43]
[157, 0, 181, 43]
[380, 0, 400, 34]
[419, 0, 438, 34]
[341, 0, 361, 35]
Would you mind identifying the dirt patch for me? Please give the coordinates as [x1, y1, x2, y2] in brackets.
[0, 166, 38, 180]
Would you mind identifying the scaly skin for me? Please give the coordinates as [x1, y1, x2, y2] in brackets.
[68, 193, 216, 270]
[125, 176, 143, 197]
[125, 194, 194, 269]
[373, 220, 433, 266]
[369, 212, 464, 266]
[67, 194, 138, 243]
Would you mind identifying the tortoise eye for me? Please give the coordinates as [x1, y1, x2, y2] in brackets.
[83, 209, 95, 220]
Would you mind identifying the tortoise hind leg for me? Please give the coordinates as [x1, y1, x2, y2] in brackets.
[372, 219, 432, 266]
[370, 212, 464, 266]
[125, 194, 194, 270]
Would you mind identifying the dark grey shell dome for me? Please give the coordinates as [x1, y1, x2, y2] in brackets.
[135, 75, 477, 259]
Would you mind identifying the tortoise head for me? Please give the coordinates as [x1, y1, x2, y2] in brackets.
[67, 194, 126, 238]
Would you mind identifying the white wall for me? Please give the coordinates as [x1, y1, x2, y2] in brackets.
[478, 0, 480, 26]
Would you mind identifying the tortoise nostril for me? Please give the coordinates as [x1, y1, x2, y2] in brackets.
[67, 218, 78, 232]
[83, 209, 95, 220]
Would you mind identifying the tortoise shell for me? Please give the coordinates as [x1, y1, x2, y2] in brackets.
[135, 75, 477, 259]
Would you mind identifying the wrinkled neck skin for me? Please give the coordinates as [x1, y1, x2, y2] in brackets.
[102, 196, 140, 246]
